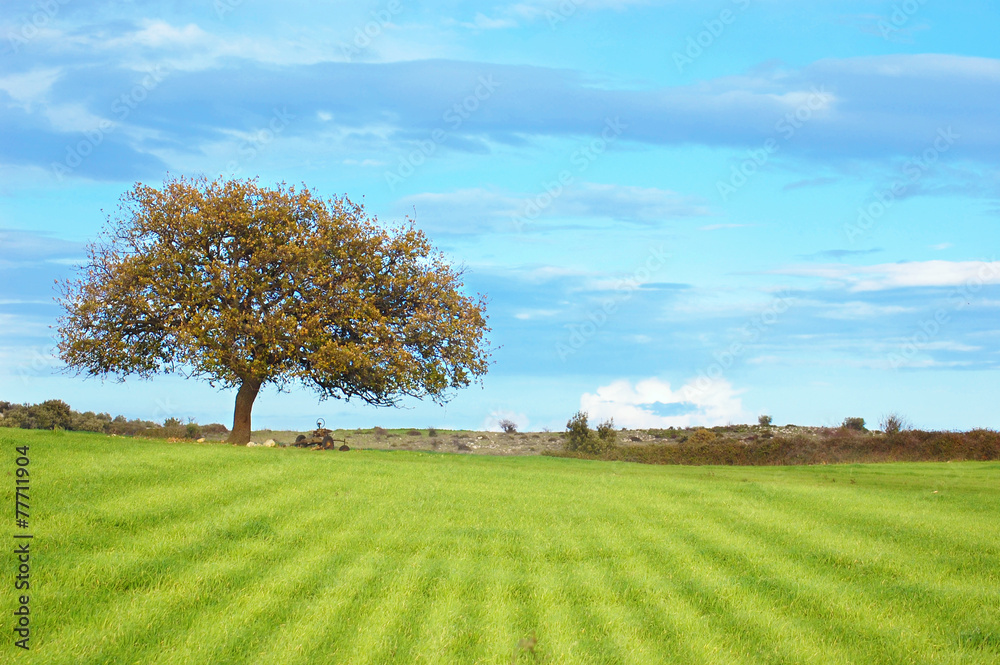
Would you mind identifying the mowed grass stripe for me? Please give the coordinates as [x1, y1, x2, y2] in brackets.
[639, 521, 824, 665]
[721, 476, 1000, 567]
[596, 509, 770, 665]
[145, 511, 379, 663]
[167, 471, 432, 665]
[4, 431, 1000, 664]
[668, 483, 995, 663]
[687, 477, 1000, 611]
[655, 480, 959, 661]
[677, 518, 910, 664]
[38, 446, 386, 663]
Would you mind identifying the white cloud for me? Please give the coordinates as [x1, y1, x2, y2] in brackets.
[699, 223, 747, 231]
[456, 13, 519, 30]
[342, 158, 385, 166]
[485, 263, 593, 284]
[0, 230, 85, 264]
[41, 18, 444, 72]
[397, 183, 706, 233]
[580, 377, 747, 428]
[747, 355, 781, 365]
[827, 53, 1000, 81]
[508, 0, 653, 22]
[812, 300, 915, 319]
[41, 101, 112, 133]
[0, 68, 62, 108]
[914, 341, 980, 352]
[0, 313, 54, 338]
[776, 260, 1000, 291]
[513, 309, 560, 320]
[107, 20, 208, 50]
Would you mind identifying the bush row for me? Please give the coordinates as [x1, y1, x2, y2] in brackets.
[0, 400, 228, 439]
[548, 427, 1000, 466]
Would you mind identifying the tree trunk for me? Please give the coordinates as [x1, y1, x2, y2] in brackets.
[228, 378, 262, 445]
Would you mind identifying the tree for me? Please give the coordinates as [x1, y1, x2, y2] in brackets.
[498, 418, 517, 434]
[57, 176, 491, 444]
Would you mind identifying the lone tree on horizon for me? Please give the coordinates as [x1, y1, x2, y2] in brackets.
[57, 176, 491, 444]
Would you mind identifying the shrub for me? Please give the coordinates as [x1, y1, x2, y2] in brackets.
[71, 411, 112, 434]
[880, 413, 909, 435]
[406, 429, 421, 436]
[596, 418, 617, 447]
[0, 401, 74, 430]
[32, 400, 73, 430]
[564, 411, 616, 455]
[160, 418, 188, 439]
[842, 417, 866, 431]
[373, 426, 387, 438]
[499, 418, 518, 434]
[107, 416, 157, 436]
[0, 405, 28, 428]
[689, 428, 718, 445]
[758, 415, 772, 427]
[0, 399, 231, 437]
[428, 427, 438, 437]
[565, 411, 591, 451]
[548, 427, 1000, 466]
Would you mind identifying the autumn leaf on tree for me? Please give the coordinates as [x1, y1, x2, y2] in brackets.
[57, 175, 492, 444]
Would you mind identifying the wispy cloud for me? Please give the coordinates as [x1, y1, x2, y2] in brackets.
[7, 51, 1000, 180]
[798, 248, 883, 261]
[513, 309, 561, 320]
[775, 260, 1000, 292]
[801, 299, 915, 320]
[0, 229, 85, 265]
[397, 183, 707, 233]
[782, 176, 840, 191]
[699, 223, 747, 231]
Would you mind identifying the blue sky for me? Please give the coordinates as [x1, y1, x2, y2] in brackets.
[2, 0, 999, 431]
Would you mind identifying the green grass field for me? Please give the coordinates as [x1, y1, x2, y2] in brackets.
[3, 430, 999, 664]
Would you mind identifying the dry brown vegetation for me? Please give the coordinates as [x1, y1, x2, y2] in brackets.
[242, 423, 1000, 465]
[8, 401, 996, 465]
[550, 425, 1000, 465]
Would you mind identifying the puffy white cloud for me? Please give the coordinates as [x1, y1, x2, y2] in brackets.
[580, 376, 747, 428]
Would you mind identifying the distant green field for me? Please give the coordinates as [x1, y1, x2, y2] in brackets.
[3, 430, 999, 664]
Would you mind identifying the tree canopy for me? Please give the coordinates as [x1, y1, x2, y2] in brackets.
[57, 176, 491, 444]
